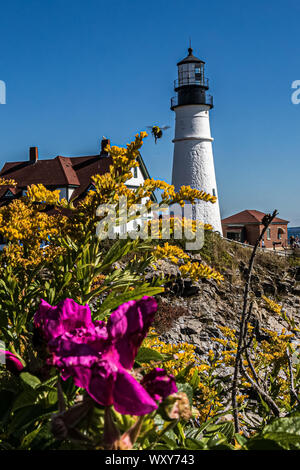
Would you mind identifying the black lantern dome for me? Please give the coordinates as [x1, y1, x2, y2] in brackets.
[177, 47, 205, 66]
[171, 48, 213, 110]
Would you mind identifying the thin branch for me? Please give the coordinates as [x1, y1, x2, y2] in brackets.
[231, 210, 278, 433]
[57, 377, 66, 413]
[286, 348, 300, 405]
[240, 362, 280, 417]
[244, 342, 260, 386]
[243, 301, 254, 340]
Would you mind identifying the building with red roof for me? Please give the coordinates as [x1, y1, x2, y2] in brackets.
[222, 210, 289, 248]
[0, 138, 153, 208]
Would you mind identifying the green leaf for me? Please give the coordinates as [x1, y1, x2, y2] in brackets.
[151, 443, 174, 450]
[206, 433, 232, 449]
[189, 368, 200, 390]
[12, 389, 38, 411]
[20, 372, 41, 389]
[20, 426, 42, 449]
[161, 435, 178, 449]
[250, 417, 300, 450]
[234, 432, 248, 447]
[0, 390, 15, 419]
[185, 426, 204, 440]
[262, 416, 300, 435]
[94, 285, 164, 318]
[99, 239, 137, 271]
[205, 421, 235, 442]
[47, 390, 58, 406]
[185, 437, 206, 450]
[135, 347, 166, 364]
[246, 438, 285, 450]
[7, 405, 55, 435]
[20, 423, 55, 450]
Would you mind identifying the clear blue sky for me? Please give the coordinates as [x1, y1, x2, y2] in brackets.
[0, 0, 300, 225]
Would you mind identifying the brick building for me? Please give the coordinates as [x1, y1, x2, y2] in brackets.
[222, 210, 289, 249]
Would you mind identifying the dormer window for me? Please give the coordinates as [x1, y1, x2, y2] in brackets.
[86, 183, 96, 193]
[4, 190, 14, 198]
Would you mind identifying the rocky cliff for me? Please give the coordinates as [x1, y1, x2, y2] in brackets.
[153, 238, 300, 355]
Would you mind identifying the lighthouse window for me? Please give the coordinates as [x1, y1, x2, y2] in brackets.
[212, 188, 216, 197]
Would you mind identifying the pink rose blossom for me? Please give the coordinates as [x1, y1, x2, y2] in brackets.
[34, 298, 94, 342]
[0, 350, 24, 375]
[141, 368, 178, 402]
[34, 296, 158, 415]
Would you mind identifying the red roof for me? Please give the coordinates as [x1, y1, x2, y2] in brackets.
[222, 210, 289, 225]
[0, 155, 86, 188]
[68, 155, 113, 200]
[0, 149, 153, 207]
[0, 154, 114, 205]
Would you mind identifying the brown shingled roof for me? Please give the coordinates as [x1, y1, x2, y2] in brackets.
[0, 149, 153, 205]
[0, 154, 113, 193]
[222, 210, 289, 225]
[0, 157, 78, 188]
[68, 155, 113, 200]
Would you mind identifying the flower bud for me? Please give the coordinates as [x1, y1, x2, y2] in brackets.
[0, 350, 24, 375]
[163, 392, 192, 421]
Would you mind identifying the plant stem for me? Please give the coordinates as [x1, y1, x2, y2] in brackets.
[232, 210, 278, 433]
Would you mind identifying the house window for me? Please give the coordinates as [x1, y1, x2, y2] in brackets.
[56, 187, 67, 200]
[86, 184, 96, 193]
[227, 232, 241, 242]
[278, 228, 284, 240]
[267, 228, 271, 240]
[133, 167, 138, 178]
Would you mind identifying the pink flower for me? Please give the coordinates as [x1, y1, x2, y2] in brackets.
[34, 296, 158, 415]
[34, 298, 94, 342]
[141, 368, 178, 402]
[107, 297, 157, 369]
[0, 350, 24, 375]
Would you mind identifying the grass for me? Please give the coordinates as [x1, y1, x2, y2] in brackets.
[192, 231, 297, 277]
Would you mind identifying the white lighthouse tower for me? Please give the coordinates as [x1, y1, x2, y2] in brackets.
[171, 47, 222, 234]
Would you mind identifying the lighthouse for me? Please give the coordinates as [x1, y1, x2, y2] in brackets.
[171, 47, 222, 235]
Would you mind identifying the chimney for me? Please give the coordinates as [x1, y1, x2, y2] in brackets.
[100, 137, 110, 156]
[29, 147, 38, 163]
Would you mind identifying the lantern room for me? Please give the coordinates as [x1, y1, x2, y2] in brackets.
[171, 47, 213, 110]
[176, 47, 208, 89]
